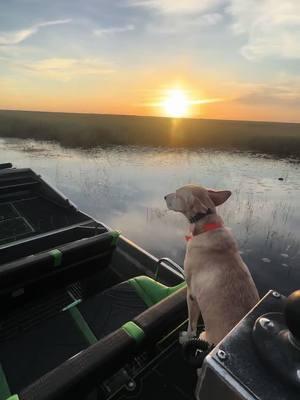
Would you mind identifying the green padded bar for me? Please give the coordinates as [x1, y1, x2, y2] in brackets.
[49, 249, 62, 267]
[0, 363, 10, 400]
[110, 231, 121, 246]
[5, 396, 18, 400]
[68, 307, 97, 345]
[122, 321, 145, 344]
[129, 276, 186, 308]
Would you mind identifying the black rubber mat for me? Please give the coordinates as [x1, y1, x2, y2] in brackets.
[0, 311, 89, 394]
[0, 217, 34, 244]
[0, 204, 18, 221]
[0, 281, 148, 395]
[78, 281, 148, 339]
[15, 197, 87, 233]
[0, 287, 75, 341]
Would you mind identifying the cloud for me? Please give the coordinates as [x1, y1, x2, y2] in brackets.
[13, 57, 115, 81]
[128, 0, 225, 14]
[147, 13, 223, 34]
[94, 24, 135, 36]
[0, 19, 71, 46]
[233, 80, 300, 107]
[227, 0, 300, 60]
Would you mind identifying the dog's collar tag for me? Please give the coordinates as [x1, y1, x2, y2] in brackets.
[185, 234, 193, 241]
[185, 224, 194, 241]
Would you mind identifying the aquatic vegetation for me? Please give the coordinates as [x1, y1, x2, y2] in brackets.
[0, 110, 299, 158]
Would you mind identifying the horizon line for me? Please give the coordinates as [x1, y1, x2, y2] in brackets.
[0, 107, 299, 126]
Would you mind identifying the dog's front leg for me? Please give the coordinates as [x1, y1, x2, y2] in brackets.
[187, 290, 200, 338]
[180, 292, 200, 344]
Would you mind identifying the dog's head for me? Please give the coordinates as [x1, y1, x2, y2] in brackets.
[164, 184, 231, 218]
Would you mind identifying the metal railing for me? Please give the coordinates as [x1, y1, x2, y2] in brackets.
[155, 257, 185, 280]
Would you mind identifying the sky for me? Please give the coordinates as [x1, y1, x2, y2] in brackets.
[0, 0, 300, 122]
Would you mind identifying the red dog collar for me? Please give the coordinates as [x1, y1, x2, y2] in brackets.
[185, 222, 223, 241]
[203, 223, 223, 232]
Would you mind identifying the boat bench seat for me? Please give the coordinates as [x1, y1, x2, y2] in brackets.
[76, 275, 186, 340]
[0, 276, 186, 400]
[0, 231, 119, 299]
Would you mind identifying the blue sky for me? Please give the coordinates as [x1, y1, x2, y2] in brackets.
[0, 0, 300, 122]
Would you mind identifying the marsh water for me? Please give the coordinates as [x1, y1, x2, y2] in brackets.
[1, 137, 299, 296]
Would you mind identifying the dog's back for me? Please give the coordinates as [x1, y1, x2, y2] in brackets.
[185, 227, 259, 344]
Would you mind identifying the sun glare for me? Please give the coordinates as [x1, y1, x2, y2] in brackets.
[149, 86, 221, 117]
[162, 89, 189, 118]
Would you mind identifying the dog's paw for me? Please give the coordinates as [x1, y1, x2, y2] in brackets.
[179, 330, 196, 344]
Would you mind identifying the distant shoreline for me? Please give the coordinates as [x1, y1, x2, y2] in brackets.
[0, 109, 299, 159]
[1, 108, 300, 125]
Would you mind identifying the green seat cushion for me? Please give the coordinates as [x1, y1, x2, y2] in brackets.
[128, 276, 186, 307]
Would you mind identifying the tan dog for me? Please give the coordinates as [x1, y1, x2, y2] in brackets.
[164, 184, 259, 345]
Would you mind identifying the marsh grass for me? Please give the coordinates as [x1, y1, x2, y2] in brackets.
[0, 109, 299, 158]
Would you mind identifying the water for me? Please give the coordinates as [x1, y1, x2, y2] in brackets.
[1, 137, 299, 296]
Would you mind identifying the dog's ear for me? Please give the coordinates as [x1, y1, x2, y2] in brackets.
[191, 194, 209, 214]
[208, 190, 231, 206]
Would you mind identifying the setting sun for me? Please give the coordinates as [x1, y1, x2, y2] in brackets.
[162, 89, 190, 117]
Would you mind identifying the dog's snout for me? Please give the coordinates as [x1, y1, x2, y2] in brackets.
[164, 195, 167, 200]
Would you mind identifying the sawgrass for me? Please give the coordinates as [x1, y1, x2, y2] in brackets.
[0, 109, 299, 158]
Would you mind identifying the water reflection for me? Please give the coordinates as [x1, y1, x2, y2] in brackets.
[1, 137, 299, 296]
